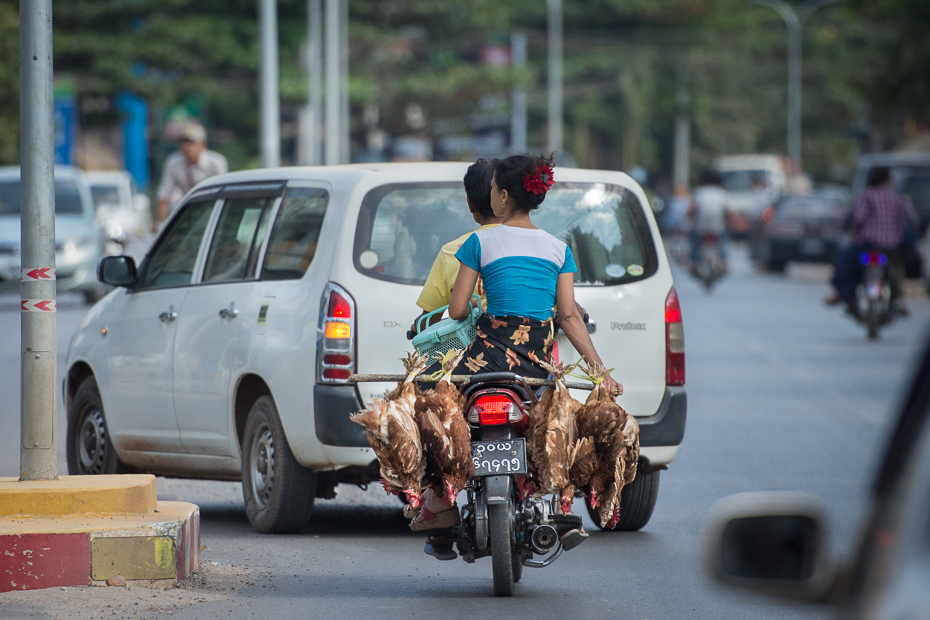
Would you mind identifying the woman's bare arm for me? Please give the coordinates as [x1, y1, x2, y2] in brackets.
[555, 272, 622, 395]
[448, 264, 480, 320]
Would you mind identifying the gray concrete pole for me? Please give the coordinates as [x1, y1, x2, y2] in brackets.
[673, 60, 691, 191]
[259, 0, 281, 168]
[749, 0, 839, 173]
[19, 0, 58, 481]
[546, 0, 563, 154]
[510, 32, 527, 153]
[339, 0, 350, 164]
[309, 0, 322, 165]
[324, 0, 340, 165]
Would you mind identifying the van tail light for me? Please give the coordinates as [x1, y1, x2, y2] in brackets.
[467, 392, 524, 426]
[665, 286, 685, 386]
[318, 283, 357, 383]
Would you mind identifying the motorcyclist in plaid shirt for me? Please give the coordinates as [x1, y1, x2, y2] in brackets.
[826, 166, 918, 315]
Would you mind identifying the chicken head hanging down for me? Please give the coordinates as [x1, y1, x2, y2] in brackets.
[531, 360, 582, 514]
[415, 348, 473, 506]
[350, 352, 431, 508]
[574, 362, 630, 529]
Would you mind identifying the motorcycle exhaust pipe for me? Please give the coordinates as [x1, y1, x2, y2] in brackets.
[530, 525, 559, 553]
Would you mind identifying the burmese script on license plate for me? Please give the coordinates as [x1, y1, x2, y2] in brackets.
[471, 439, 527, 476]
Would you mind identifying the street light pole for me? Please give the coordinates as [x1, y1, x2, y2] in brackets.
[510, 31, 527, 153]
[546, 0, 563, 154]
[749, 0, 839, 172]
[19, 0, 58, 481]
[324, 0, 340, 165]
[258, 0, 281, 167]
[306, 0, 322, 165]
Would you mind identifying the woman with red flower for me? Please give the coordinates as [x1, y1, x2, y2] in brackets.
[447, 153, 621, 394]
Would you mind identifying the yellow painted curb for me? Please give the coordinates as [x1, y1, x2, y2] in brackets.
[0, 474, 157, 519]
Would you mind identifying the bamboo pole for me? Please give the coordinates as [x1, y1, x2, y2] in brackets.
[347, 374, 596, 391]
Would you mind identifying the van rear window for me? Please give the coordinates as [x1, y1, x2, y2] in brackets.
[353, 181, 657, 287]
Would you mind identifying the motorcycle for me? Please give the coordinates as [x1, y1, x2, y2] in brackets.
[854, 249, 897, 340]
[424, 372, 584, 597]
[692, 233, 727, 291]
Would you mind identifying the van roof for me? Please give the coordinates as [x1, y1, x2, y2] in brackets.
[192, 162, 639, 194]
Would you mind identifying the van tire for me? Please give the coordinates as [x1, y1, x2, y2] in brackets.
[66, 376, 127, 475]
[586, 470, 660, 532]
[242, 395, 316, 533]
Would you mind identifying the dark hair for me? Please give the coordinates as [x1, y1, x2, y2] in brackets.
[463, 158, 496, 218]
[493, 152, 556, 212]
[867, 166, 891, 187]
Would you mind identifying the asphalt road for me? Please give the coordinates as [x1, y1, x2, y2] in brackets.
[1, 246, 929, 620]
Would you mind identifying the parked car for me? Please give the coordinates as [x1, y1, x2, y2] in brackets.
[702, 333, 930, 618]
[65, 163, 687, 533]
[85, 170, 152, 255]
[0, 165, 104, 303]
[715, 154, 789, 238]
[752, 192, 848, 273]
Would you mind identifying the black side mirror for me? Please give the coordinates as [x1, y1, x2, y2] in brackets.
[702, 492, 834, 603]
[97, 255, 137, 287]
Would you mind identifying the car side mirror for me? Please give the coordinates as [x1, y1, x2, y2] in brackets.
[97, 255, 137, 287]
[702, 493, 834, 603]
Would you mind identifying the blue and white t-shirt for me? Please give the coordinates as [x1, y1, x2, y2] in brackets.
[455, 225, 577, 321]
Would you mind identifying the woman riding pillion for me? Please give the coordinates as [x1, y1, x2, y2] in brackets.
[410, 153, 622, 554]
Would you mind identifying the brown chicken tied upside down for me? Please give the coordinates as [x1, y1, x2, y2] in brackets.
[529, 360, 583, 514]
[572, 362, 638, 529]
[415, 348, 473, 506]
[350, 352, 430, 508]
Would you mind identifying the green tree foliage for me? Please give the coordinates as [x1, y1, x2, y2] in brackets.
[0, 0, 923, 182]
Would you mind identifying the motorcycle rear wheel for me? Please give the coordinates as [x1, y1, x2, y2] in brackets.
[489, 503, 515, 596]
[867, 300, 880, 340]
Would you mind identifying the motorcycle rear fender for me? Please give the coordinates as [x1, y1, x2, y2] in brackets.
[483, 475, 511, 505]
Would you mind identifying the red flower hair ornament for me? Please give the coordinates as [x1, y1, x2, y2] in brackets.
[522, 165, 555, 195]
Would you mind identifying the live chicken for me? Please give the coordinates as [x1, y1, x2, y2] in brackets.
[350, 352, 430, 508]
[415, 349, 473, 506]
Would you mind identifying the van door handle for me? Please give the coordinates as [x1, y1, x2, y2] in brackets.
[219, 307, 239, 319]
[159, 310, 178, 323]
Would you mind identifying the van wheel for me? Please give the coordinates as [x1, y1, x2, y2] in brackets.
[66, 376, 127, 475]
[586, 470, 660, 532]
[241, 395, 316, 533]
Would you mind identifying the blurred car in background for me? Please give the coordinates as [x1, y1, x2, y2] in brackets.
[0, 165, 104, 303]
[85, 170, 152, 255]
[752, 191, 847, 273]
[715, 154, 788, 238]
[702, 333, 930, 618]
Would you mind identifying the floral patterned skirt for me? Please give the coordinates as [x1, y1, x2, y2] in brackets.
[458, 314, 555, 380]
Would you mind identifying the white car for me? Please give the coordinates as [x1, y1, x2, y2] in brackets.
[65, 163, 687, 533]
[0, 165, 104, 303]
[84, 170, 152, 255]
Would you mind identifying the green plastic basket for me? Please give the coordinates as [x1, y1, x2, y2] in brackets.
[412, 295, 481, 362]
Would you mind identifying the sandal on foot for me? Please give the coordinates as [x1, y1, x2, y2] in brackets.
[410, 505, 459, 532]
[560, 528, 589, 551]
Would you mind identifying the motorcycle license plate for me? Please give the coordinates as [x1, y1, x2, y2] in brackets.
[471, 439, 527, 476]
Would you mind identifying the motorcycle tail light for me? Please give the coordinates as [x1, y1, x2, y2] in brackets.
[859, 251, 887, 267]
[468, 394, 520, 426]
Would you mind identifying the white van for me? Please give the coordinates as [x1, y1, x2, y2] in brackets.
[65, 163, 686, 533]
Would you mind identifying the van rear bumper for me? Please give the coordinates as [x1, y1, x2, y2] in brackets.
[638, 386, 687, 448]
[313, 384, 688, 453]
[314, 384, 368, 447]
